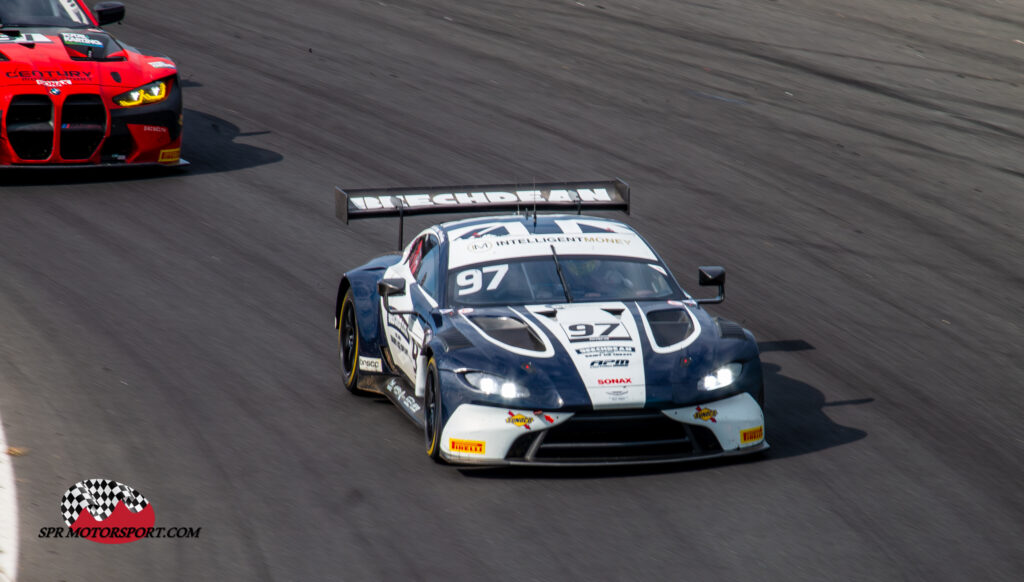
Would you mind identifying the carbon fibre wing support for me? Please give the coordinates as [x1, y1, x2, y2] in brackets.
[334, 179, 630, 249]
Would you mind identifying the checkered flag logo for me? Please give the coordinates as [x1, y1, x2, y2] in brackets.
[60, 479, 150, 527]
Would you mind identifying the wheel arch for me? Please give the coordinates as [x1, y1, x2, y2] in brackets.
[334, 276, 352, 329]
[337, 270, 388, 360]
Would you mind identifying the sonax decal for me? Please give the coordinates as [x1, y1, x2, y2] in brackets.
[505, 412, 534, 429]
[693, 406, 717, 423]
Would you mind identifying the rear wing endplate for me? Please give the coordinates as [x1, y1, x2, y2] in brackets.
[335, 179, 630, 249]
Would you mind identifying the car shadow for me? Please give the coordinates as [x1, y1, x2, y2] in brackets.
[0, 108, 282, 186]
[181, 109, 283, 175]
[460, 339, 869, 479]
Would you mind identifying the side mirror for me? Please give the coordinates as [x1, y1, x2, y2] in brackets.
[378, 278, 406, 297]
[93, 2, 126, 26]
[378, 278, 407, 314]
[695, 266, 725, 304]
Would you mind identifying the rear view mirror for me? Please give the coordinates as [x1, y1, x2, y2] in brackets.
[378, 278, 408, 314]
[378, 278, 406, 297]
[93, 2, 126, 25]
[695, 266, 725, 304]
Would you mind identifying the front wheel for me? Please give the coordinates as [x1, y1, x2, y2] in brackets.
[338, 289, 366, 394]
[423, 359, 445, 463]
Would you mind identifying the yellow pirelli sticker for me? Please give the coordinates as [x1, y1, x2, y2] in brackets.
[741, 426, 764, 444]
[158, 148, 181, 163]
[449, 439, 485, 454]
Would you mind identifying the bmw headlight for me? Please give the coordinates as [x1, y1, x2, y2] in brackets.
[113, 80, 168, 107]
[702, 363, 742, 390]
[463, 372, 530, 399]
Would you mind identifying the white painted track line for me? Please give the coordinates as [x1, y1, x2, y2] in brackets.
[0, 406, 18, 582]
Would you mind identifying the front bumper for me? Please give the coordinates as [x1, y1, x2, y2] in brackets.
[439, 392, 767, 466]
[0, 79, 182, 166]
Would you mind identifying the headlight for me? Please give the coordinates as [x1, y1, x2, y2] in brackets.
[702, 363, 742, 390]
[463, 372, 530, 399]
[113, 80, 168, 107]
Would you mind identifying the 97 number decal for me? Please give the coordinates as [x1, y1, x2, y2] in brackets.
[565, 322, 630, 342]
[456, 264, 509, 295]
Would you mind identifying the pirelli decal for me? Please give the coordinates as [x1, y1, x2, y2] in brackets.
[449, 439, 486, 454]
[335, 180, 629, 222]
[158, 148, 181, 163]
[741, 426, 764, 444]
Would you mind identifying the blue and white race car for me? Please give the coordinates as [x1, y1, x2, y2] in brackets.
[333, 180, 766, 466]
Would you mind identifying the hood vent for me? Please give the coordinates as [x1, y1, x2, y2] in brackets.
[469, 315, 545, 352]
[646, 309, 693, 347]
[60, 32, 123, 61]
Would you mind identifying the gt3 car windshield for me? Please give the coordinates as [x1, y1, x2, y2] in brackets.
[0, 0, 90, 27]
[448, 257, 680, 306]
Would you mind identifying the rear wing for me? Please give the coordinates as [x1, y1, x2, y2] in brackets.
[335, 179, 630, 248]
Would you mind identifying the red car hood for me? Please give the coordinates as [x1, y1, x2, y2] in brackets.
[0, 28, 175, 91]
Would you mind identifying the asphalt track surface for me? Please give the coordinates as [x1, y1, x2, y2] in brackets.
[1, 0, 1023, 580]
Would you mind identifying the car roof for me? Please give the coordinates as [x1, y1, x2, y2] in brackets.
[437, 214, 661, 269]
[436, 213, 633, 235]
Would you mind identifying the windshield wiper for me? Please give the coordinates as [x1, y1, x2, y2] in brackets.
[550, 245, 573, 303]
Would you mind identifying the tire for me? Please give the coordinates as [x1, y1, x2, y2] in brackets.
[338, 289, 364, 394]
[423, 358, 445, 463]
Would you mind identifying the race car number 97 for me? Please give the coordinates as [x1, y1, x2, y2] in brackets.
[457, 265, 509, 295]
[565, 322, 631, 342]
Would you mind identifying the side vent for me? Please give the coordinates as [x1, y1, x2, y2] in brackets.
[715, 318, 747, 340]
[437, 327, 473, 352]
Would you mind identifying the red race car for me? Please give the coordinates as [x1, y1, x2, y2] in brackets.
[0, 1, 185, 167]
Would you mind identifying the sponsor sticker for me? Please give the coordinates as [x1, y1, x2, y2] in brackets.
[36, 79, 72, 88]
[149, 61, 176, 69]
[349, 187, 615, 212]
[385, 378, 420, 414]
[491, 234, 631, 248]
[386, 311, 409, 340]
[741, 426, 764, 444]
[505, 411, 534, 429]
[589, 359, 629, 368]
[597, 378, 630, 385]
[158, 148, 181, 163]
[358, 356, 382, 373]
[144, 125, 168, 133]
[449, 439, 485, 454]
[575, 345, 636, 358]
[61, 32, 104, 47]
[693, 406, 717, 423]
[6, 70, 91, 79]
